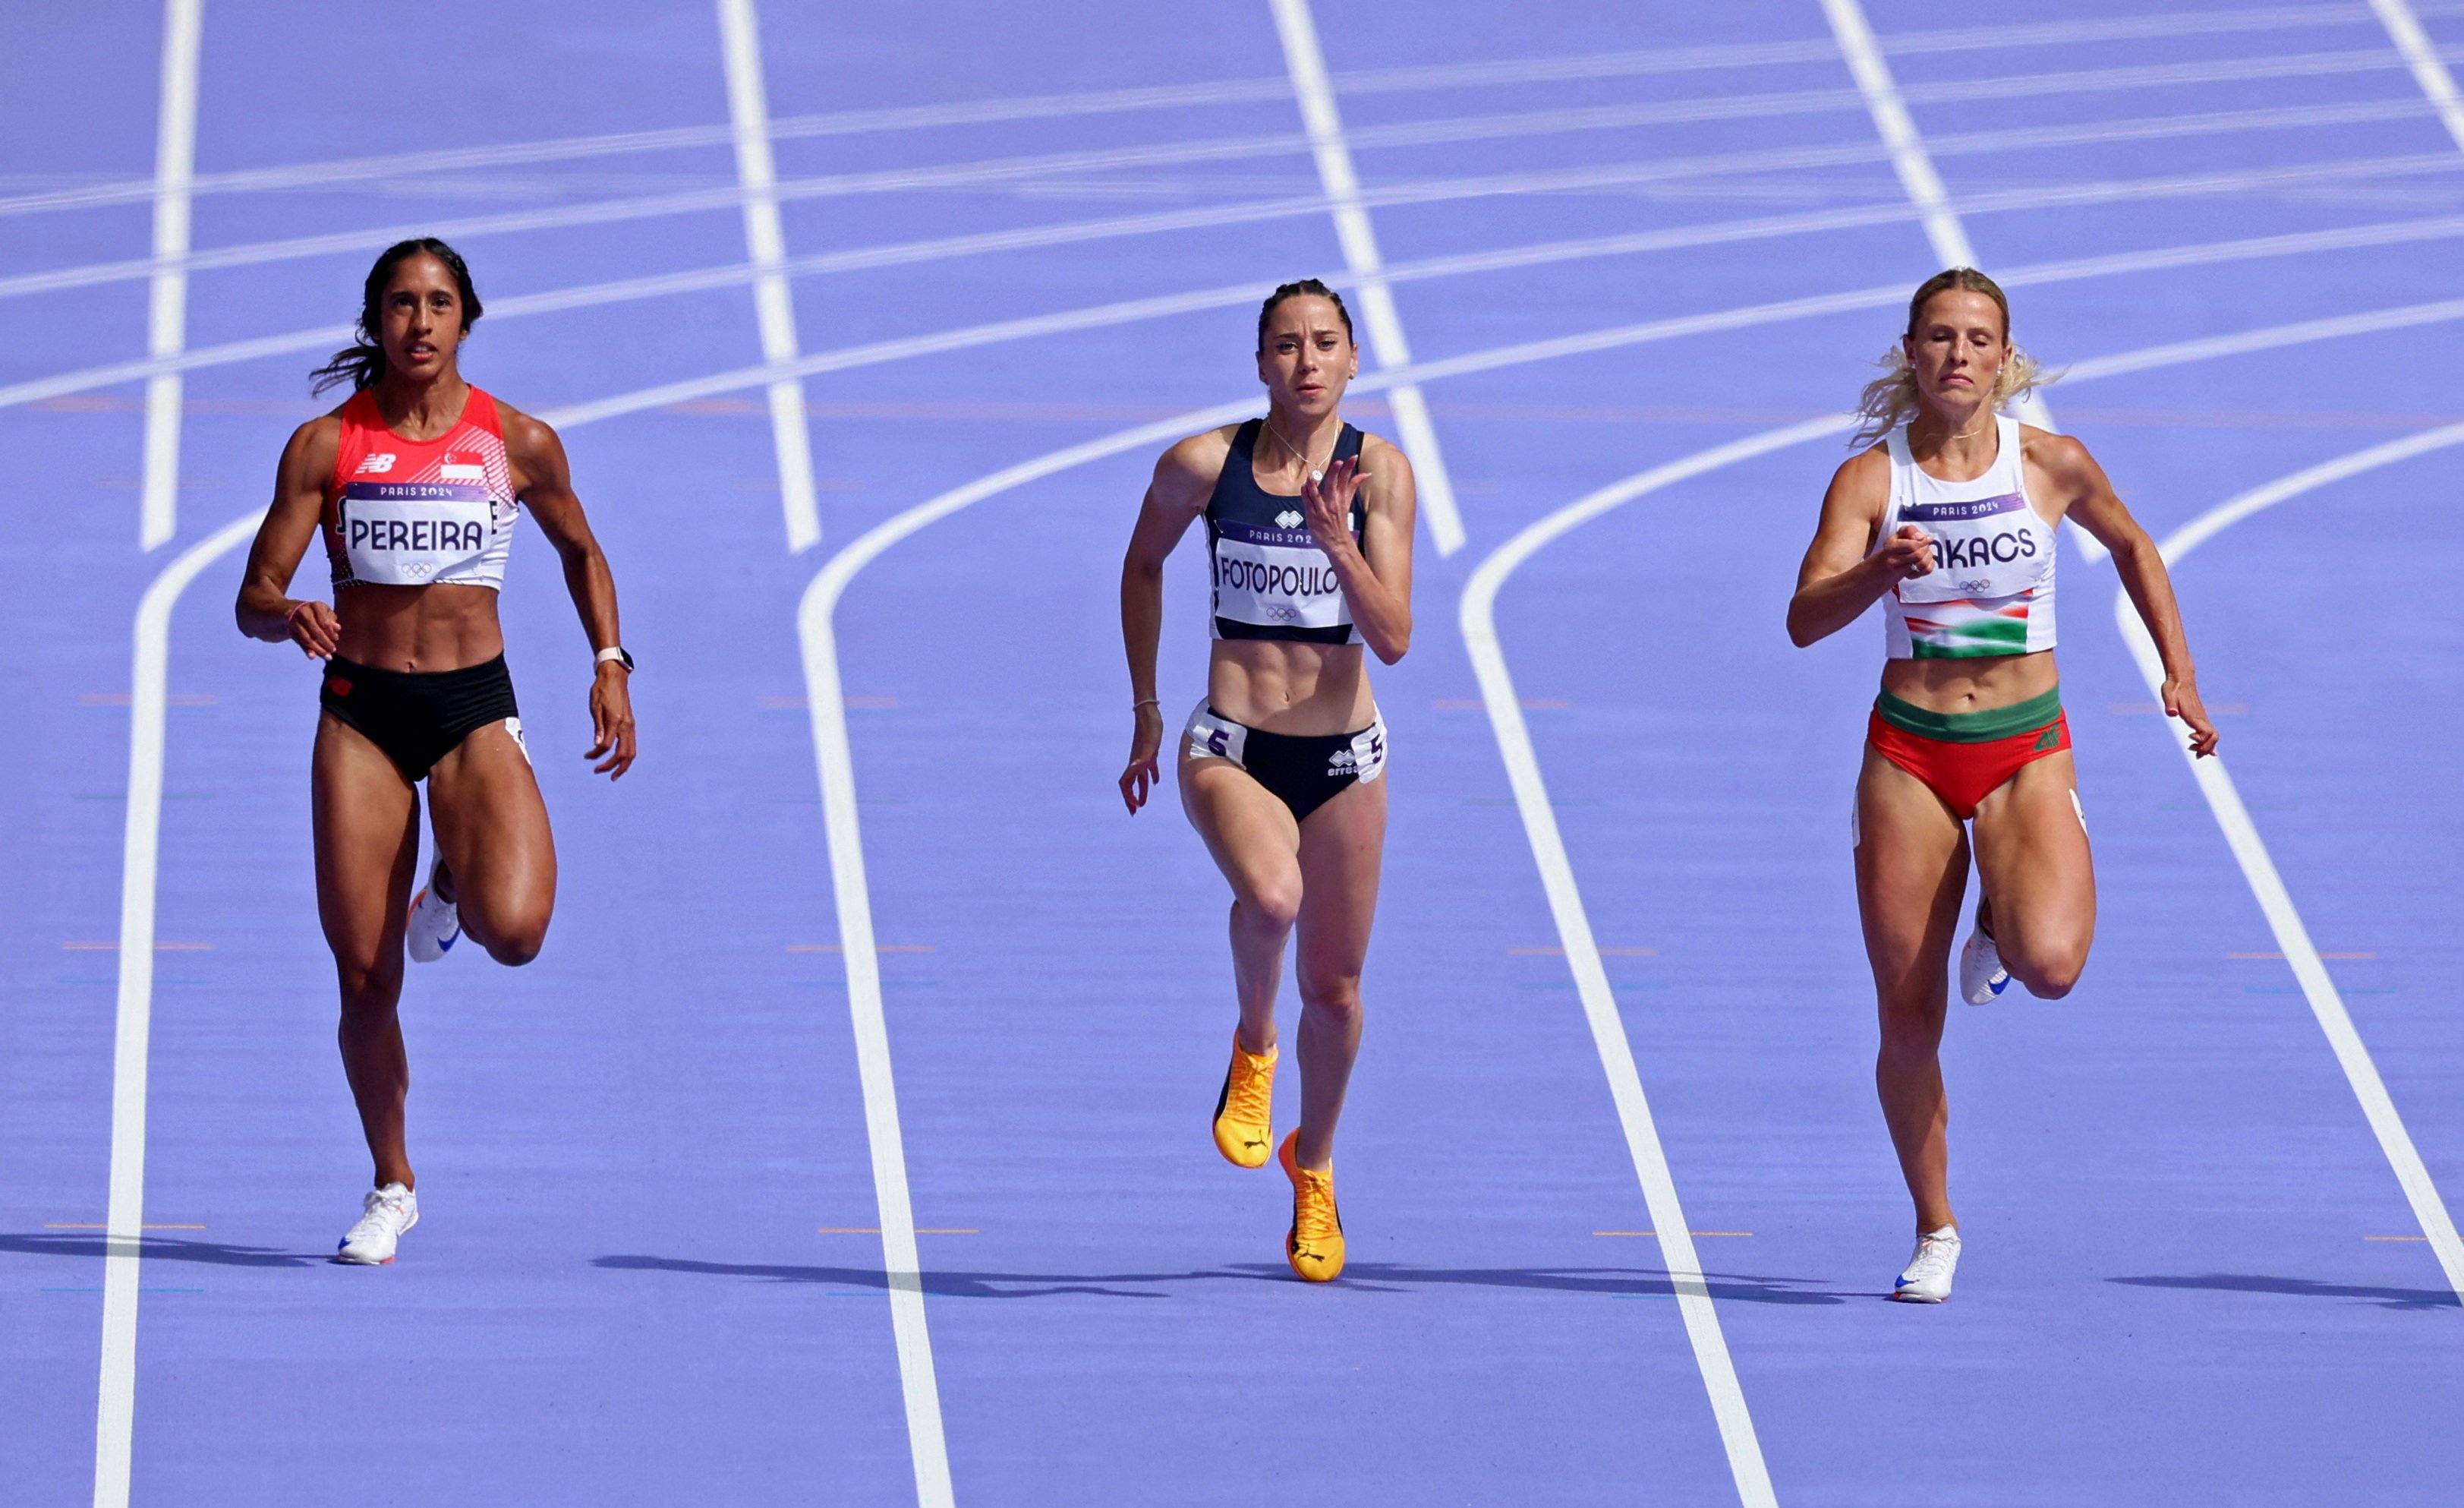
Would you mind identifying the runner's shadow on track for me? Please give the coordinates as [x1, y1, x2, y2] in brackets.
[1251, 1264, 1854, 1303]
[2109, 1273, 2459, 1310]
[596, 1254, 1851, 1301]
[594, 1254, 1243, 1298]
[0, 1232, 328, 1267]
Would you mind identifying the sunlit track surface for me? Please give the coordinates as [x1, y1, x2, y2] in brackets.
[5, 3, 2462, 1505]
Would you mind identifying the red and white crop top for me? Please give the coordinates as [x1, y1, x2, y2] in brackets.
[323, 386, 519, 592]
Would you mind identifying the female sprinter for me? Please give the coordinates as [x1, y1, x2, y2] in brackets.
[1117, 279, 1416, 1282]
[234, 238, 635, 1264]
[1787, 268, 2217, 1303]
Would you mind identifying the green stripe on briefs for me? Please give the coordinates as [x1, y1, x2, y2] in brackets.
[1876, 686, 2062, 743]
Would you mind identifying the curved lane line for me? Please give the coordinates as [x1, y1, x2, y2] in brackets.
[1452, 314, 2464, 1501]
[795, 398, 1253, 1506]
[8, 50, 2460, 305]
[787, 295, 2464, 1507]
[11, 166, 2464, 420]
[92, 507, 267, 1508]
[5, 5, 2440, 219]
[2111, 423, 2464, 1303]
[1462, 421, 1841, 1508]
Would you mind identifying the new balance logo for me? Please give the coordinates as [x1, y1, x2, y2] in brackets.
[355, 453, 397, 475]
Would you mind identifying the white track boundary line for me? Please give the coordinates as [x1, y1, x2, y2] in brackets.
[1820, 0, 2069, 486]
[18, 149, 2464, 418]
[91, 506, 266, 1508]
[2374, 0, 2464, 150]
[717, 0, 821, 554]
[1448, 309, 2464, 1503]
[783, 298, 2464, 1508]
[1464, 428, 1832, 1508]
[16, 45, 2464, 306]
[139, 0, 203, 553]
[1270, 0, 1467, 557]
[9, 5, 2459, 222]
[2113, 424, 2464, 1302]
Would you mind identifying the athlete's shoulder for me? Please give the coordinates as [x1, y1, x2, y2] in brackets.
[1826, 441, 1890, 498]
[2018, 424, 2098, 484]
[1155, 424, 1237, 486]
[1353, 429, 1415, 500]
[283, 409, 345, 472]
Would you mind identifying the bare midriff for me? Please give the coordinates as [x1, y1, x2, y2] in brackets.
[1207, 639, 1375, 737]
[335, 582, 506, 674]
[1880, 646, 2059, 716]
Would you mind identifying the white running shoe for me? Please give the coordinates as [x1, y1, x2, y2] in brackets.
[1892, 1225, 1961, 1302]
[405, 860, 460, 964]
[1959, 922, 2010, 1006]
[335, 1183, 418, 1265]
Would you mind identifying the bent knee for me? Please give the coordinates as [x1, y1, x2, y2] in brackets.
[2007, 935, 2091, 999]
[483, 926, 547, 967]
[1235, 887, 1303, 936]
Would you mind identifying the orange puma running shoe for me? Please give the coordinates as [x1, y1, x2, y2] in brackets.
[1212, 1035, 1277, 1169]
[1278, 1131, 1344, 1282]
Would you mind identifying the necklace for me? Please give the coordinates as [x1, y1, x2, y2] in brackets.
[1262, 417, 1330, 483]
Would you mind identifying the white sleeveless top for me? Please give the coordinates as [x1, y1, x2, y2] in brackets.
[1878, 415, 2058, 660]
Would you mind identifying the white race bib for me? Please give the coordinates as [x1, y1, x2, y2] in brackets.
[1892, 490, 2055, 604]
[1212, 528, 1353, 633]
[340, 484, 496, 586]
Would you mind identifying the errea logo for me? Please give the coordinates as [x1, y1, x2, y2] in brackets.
[355, 453, 398, 475]
[1275, 509, 1304, 529]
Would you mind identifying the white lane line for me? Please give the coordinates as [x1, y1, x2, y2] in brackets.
[1270, 0, 1465, 557]
[779, 298, 2464, 1508]
[1463, 431, 1830, 1508]
[2112, 424, 2464, 1303]
[2374, 0, 2464, 150]
[138, 0, 203, 553]
[15, 139, 2462, 418]
[14, 43, 2464, 306]
[12, 197, 2464, 449]
[92, 507, 266, 1508]
[717, 0, 821, 555]
[1820, 0, 2070, 528]
[1448, 311, 2464, 1501]
[789, 407, 1262, 1506]
[8, 5, 2455, 221]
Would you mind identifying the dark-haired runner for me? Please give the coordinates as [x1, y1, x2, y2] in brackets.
[1119, 279, 1416, 1282]
[1788, 268, 2217, 1301]
[235, 238, 635, 1264]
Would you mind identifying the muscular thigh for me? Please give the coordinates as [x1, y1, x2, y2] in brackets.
[1294, 775, 1386, 983]
[312, 713, 421, 970]
[1179, 752, 1303, 907]
[1854, 746, 1970, 995]
[1969, 748, 2093, 934]
[427, 720, 556, 913]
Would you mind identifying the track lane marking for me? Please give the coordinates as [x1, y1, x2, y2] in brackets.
[2112, 422, 2464, 1304]
[20, 153, 2460, 421]
[10, 5, 2456, 219]
[90, 507, 265, 1508]
[139, 0, 203, 552]
[13, 46, 2464, 304]
[2373, 0, 2464, 150]
[717, 0, 822, 554]
[1450, 313, 2464, 1506]
[1270, 0, 1466, 556]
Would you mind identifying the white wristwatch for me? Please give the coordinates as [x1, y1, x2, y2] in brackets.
[594, 645, 635, 671]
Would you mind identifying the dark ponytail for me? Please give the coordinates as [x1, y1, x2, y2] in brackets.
[310, 238, 484, 395]
[1256, 277, 1353, 351]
